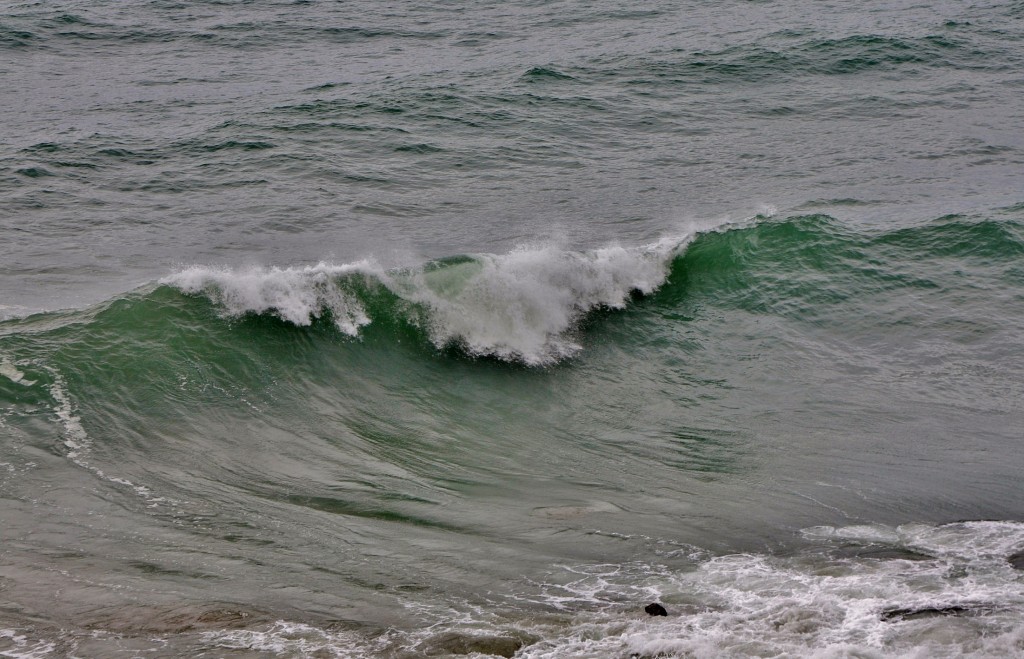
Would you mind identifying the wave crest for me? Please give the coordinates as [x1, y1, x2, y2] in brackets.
[162, 262, 380, 336]
[161, 237, 690, 366]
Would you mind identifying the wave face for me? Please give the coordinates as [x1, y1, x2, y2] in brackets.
[2, 215, 1024, 655]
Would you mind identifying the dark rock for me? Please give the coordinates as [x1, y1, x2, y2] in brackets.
[853, 547, 933, 561]
[645, 603, 668, 617]
[1008, 552, 1024, 570]
[880, 605, 973, 622]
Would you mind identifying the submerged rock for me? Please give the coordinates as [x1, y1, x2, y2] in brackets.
[645, 603, 668, 616]
[1008, 552, 1024, 570]
[414, 631, 536, 657]
[880, 605, 974, 622]
[82, 603, 262, 634]
[853, 546, 934, 561]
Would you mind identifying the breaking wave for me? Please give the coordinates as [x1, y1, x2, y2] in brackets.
[161, 235, 692, 366]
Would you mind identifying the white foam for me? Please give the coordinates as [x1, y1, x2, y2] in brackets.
[0, 358, 36, 386]
[158, 214, 769, 365]
[47, 372, 89, 461]
[507, 521, 1024, 658]
[807, 521, 1024, 566]
[162, 235, 693, 365]
[45, 367, 172, 508]
[802, 524, 902, 545]
[0, 629, 55, 659]
[201, 621, 386, 657]
[393, 238, 687, 365]
[162, 261, 380, 335]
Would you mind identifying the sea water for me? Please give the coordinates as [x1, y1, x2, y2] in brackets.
[2, 0, 1024, 656]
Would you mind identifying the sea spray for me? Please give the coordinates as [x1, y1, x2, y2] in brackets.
[395, 237, 689, 365]
[162, 236, 693, 366]
[163, 261, 380, 336]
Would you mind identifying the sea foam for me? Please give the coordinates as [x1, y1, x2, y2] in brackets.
[162, 236, 692, 365]
[395, 237, 687, 365]
[391, 521, 1024, 658]
[164, 261, 379, 336]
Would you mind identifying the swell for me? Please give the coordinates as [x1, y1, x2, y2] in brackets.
[511, 31, 1008, 91]
[657, 214, 1024, 318]
[652, 33, 991, 83]
[1, 11, 447, 52]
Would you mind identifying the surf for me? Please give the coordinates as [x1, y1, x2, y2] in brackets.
[159, 233, 697, 366]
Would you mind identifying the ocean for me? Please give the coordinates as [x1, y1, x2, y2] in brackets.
[2, 0, 1024, 656]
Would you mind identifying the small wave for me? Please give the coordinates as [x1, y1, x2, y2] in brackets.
[617, 32, 994, 88]
[0, 27, 37, 49]
[522, 66, 577, 82]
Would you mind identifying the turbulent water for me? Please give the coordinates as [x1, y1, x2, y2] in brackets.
[3, 1, 1024, 657]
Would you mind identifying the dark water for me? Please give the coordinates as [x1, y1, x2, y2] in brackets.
[2, 1, 1024, 656]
